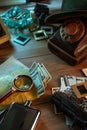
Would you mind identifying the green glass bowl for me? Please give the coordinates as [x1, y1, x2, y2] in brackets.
[1, 6, 33, 28]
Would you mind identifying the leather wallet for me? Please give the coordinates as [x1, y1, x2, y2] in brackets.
[0, 101, 40, 130]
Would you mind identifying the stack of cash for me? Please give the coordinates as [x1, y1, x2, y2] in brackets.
[29, 62, 52, 97]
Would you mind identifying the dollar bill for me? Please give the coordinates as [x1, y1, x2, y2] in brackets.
[40, 64, 52, 83]
[29, 62, 52, 86]
[29, 62, 52, 97]
[30, 70, 45, 97]
[29, 62, 37, 75]
[29, 62, 45, 81]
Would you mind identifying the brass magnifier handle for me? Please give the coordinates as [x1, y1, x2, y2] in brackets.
[0, 88, 16, 103]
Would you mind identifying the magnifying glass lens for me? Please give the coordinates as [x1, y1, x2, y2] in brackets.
[14, 75, 33, 91]
[0, 75, 33, 103]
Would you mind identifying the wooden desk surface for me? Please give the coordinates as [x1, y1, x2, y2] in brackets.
[0, 4, 87, 130]
[1, 28, 87, 130]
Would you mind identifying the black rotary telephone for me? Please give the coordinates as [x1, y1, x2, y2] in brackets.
[45, 14, 87, 65]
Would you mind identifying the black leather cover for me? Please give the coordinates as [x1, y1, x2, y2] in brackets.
[0, 101, 40, 130]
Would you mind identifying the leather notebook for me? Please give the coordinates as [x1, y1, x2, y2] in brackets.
[0, 101, 40, 130]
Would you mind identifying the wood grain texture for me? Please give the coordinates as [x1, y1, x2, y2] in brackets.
[0, 3, 87, 130]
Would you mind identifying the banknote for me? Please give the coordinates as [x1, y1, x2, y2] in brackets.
[29, 63, 46, 97]
[29, 62, 52, 85]
[29, 62, 45, 81]
[31, 63, 46, 81]
[40, 64, 52, 83]
[29, 62, 52, 97]
[31, 70, 45, 97]
[29, 62, 37, 75]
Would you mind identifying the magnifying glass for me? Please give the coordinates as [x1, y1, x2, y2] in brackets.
[0, 75, 33, 103]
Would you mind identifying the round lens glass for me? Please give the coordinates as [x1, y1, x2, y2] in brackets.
[14, 75, 33, 91]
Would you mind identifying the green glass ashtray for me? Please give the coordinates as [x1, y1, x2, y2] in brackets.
[1, 6, 33, 28]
